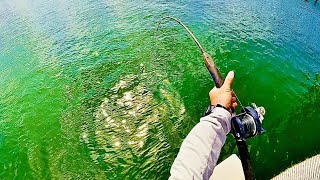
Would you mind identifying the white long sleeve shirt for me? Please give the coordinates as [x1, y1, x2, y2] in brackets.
[169, 107, 232, 180]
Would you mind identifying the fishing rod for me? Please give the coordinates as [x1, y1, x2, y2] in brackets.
[157, 16, 266, 180]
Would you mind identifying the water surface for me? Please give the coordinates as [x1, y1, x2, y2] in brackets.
[0, 0, 319, 179]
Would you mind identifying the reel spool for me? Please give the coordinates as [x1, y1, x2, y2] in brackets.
[231, 103, 266, 140]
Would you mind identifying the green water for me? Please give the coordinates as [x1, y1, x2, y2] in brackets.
[0, 0, 319, 179]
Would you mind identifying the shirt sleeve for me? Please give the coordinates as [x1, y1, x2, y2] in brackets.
[169, 107, 232, 180]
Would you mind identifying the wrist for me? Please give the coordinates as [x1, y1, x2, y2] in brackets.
[216, 104, 229, 112]
[205, 104, 230, 116]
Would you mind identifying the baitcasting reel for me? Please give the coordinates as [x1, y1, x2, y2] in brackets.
[231, 103, 266, 140]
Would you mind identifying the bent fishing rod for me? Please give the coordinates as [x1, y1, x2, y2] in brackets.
[157, 16, 266, 180]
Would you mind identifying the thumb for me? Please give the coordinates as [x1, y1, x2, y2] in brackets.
[222, 71, 234, 90]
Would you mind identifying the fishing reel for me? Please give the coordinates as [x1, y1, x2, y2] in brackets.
[231, 103, 266, 140]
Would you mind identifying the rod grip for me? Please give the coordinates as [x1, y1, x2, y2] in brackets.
[236, 140, 255, 180]
[203, 52, 235, 113]
[203, 52, 224, 88]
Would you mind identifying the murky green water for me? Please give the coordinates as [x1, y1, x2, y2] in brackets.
[0, 0, 319, 179]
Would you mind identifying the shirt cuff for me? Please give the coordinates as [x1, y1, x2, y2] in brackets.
[200, 107, 232, 134]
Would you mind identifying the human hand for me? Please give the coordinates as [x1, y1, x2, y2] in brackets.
[209, 71, 237, 111]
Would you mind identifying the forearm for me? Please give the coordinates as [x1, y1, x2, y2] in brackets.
[169, 107, 231, 180]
